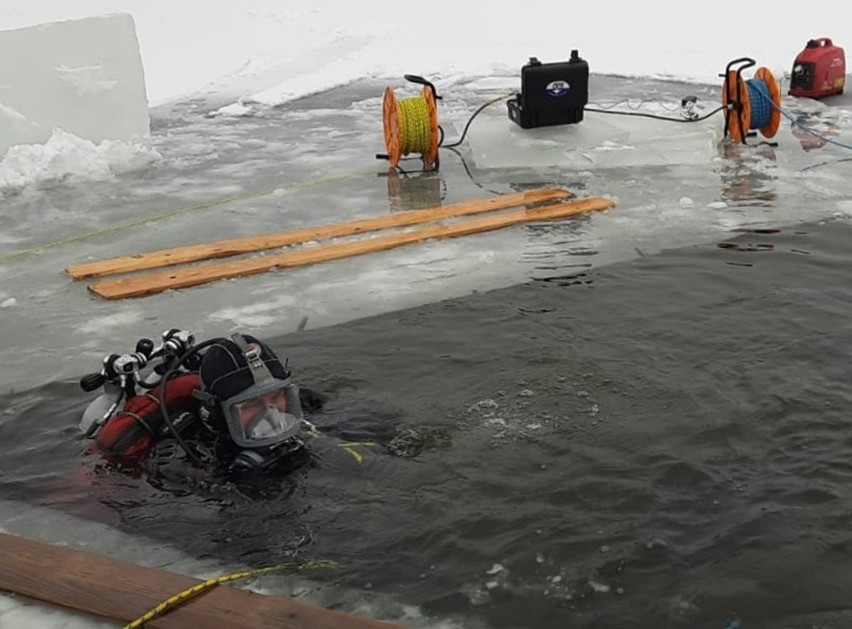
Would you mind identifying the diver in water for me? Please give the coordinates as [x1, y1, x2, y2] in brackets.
[81, 329, 327, 482]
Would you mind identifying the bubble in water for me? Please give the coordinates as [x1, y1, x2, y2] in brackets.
[465, 586, 490, 606]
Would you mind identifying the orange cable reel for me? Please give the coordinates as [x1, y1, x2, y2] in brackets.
[381, 75, 441, 170]
[721, 57, 781, 144]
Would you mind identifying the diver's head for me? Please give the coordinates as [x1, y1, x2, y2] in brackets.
[199, 333, 303, 458]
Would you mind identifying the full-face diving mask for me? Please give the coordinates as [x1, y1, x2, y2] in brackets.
[220, 334, 303, 449]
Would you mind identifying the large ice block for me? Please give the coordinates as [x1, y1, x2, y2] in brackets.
[464, 106, 722, 170]
[0, 13, 149, 158]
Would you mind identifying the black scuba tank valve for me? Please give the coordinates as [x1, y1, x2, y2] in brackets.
[80, 372, 106, 392]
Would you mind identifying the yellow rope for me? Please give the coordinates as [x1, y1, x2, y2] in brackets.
[0, 172, 363, 264]
[397, 96, 433, 157]
[338, 441, 378, 464]
[122, 558, 338, 629]
[302, 429, 377, 463]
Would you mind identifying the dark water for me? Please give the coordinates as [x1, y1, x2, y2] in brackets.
[3, 218, 852, 628]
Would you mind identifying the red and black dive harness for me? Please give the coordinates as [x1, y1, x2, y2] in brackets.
[80, 329, 217, 467]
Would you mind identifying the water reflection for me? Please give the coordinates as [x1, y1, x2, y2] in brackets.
[718, 141, 778, 205]
[791, 113, 842, 152]
[383, 167, 446, 212]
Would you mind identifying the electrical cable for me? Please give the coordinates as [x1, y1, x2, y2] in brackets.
[585, 104, 725, 122]
[801, 157, 852, 172]
[742, 77, 852, 151]
[587, 98, 682, 112]
[440, 92, 515, 148]
[442, 145, 505, 196]
[778, 108, 852, 151]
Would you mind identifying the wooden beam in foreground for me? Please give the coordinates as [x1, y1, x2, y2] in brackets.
[67, 188, 573, 280]
[90, 196, 614, 300]
[0, 532, 397, 629]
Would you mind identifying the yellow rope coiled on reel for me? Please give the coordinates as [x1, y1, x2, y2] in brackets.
[382, 85, 439, 169]
[398, 96, 433, 156]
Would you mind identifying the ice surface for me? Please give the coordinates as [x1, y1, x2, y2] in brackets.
[0, 13, 149, 158]
[465, 105, 721, 169]
[0, 75, 848, 400]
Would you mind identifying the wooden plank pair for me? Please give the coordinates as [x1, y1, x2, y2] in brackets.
[67, 188, 615, 299]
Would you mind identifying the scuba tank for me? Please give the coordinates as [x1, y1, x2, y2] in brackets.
[79, 380, 122, 437]
[78, 329, 197, 441]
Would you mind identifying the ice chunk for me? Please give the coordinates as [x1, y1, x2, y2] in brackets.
[0, 13, 149, 158]
[0, 128, 161, 190]
[464, 105, 721, 170]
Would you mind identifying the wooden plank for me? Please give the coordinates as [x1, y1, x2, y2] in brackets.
[90, 196, 615, 300]
[0, 532, 397, 629]
[67, 188, 573, 279]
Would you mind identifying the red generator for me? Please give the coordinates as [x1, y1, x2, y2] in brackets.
[789, 38, 846, 98]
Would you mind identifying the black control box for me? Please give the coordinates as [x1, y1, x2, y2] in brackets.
[507, 50, 589, 129]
